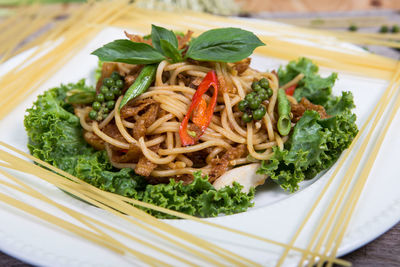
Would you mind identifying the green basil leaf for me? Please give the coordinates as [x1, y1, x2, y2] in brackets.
[91, 39, 165, 64]
[160, 39, 183, 63]
[151, 24, 178, 54]
[185, 27, 265, 62]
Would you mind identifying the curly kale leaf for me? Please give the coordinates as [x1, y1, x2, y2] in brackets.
[278, 57, 338, 106]
[24, 82, 254, 218]
[259, 58, 358, 192]
[258, 110, 358, 192]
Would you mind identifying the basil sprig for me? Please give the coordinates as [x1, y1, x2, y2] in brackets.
[92, 25, 265, 64]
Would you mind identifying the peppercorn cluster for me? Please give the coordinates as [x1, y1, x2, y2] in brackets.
[238, 78, 273, 122]
[89, 72, 124, 121]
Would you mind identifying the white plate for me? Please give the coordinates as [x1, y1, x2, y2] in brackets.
[0, 27, 399, 266]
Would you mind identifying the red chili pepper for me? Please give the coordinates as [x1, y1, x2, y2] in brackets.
[179, 70, 218, 146]
[285, 84, 296, 96]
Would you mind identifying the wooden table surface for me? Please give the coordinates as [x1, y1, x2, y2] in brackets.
[0, 2, 399, 266]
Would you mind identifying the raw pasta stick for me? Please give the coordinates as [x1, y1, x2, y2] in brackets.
[276, 64, 400, 267]
[0, 147, 257, 267]
[315, 73, 400, 267]
[0, 168, 197, 267]
[0, 141, 350, 267]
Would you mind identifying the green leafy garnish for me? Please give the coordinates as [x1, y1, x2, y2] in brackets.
[278, 57, 338, 106]
[92, 25, 265, 64]
[257, 58, 358, 192]
[160, 39, 183, 63]
[151, 24, 179, 54]
[92, 39, 165, 64]
[185, 27, 265, 62]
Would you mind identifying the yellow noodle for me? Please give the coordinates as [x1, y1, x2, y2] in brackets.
[92, 121, 130, 150]
[275, 132, 284, 150]
[177, 154, 193, 167]
[138, 137, 176, 164]
[114, 96, 138, 144]
[206, 147, 224, 164]
[281, 73, 304, 90]
[146, 113, 175, 133]
[155, 60, 169, 86]
[246, 123, 274, 160]
[159, 140, 231, 155]
[170, 65, 211, 85]
[151, 168, 210, 177]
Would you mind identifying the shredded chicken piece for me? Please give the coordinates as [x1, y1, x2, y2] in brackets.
[120, 99, 158, 118]
[177, 30, 193, 49]
[291, 97, 330, 122]
[135, 144, 159, 176]
[124, 31, 152, 45]
[209, 144, 246, 182]
[120, 99, 159, 140]
[188, 76, 203, 89]
[232, 58, 251, 75]
[83, 131, 105, 150]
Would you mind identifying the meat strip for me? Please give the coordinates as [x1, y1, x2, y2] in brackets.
[232, 58, 251, 75]
[134, 143, 160, 177]
[83, 131, 105, 150]
[177, 30, 193, 49]
[209, 144, 246, 182]
[124, 31, 152, 45]
[291, 97, 330, 122]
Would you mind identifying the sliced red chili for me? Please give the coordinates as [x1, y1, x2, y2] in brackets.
[285, 84, 296, 96]
[179, 70, 218, 146]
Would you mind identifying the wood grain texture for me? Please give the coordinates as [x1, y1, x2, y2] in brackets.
[238, 0, 400, 13]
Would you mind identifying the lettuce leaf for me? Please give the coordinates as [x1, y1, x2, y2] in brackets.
[258, 110, 357, 192]
[278, 57, 338, 106]
[258, 58, 358, 192]
[24, 81, 254, 218]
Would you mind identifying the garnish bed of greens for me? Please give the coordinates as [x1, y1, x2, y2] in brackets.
[257, 58, 358, 192]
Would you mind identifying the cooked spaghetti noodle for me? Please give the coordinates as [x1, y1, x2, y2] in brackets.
[72, 30, 309, 185]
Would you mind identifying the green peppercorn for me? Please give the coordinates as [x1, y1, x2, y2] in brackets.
[259, 78, 269, 89]
[111, 71, 121, 81]
[251, 81, 259, 90]
[380, 25, 389, 33]
[96, 93, 104, 102]
[392, 25, 400, 33]
[104, 91, 114, 101]
[238, 100, 248, 112]
[102, 113, 109, 120]
[107, 100, 115, 110]
[110, 86, 120, 95]
[266, 88, 273, 97]
[103, 77, 115, 87]
[249, 97, 261, 110]
[89, 110, 97, 120]
[245, 92, 256, 102]
[100, 85, 109, 94]
[348, 24, 358, 32]
[253, 105, 266, 120]
[242, 112, 252, 123]
[253, 84, 262, 92]
[115, 79, 124, 89]
[92, 101, 101, 111]
[258, 90, 268, 101]
[103, 107, 109, 114]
